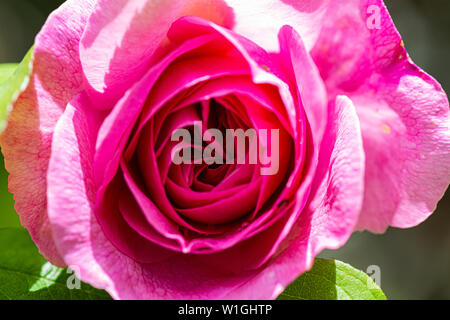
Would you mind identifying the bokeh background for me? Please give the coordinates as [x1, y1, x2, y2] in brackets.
[0, 0, 448, 299]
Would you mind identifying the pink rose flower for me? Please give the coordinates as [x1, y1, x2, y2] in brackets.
[1, 0, 449, 299]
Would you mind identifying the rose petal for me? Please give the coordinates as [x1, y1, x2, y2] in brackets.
[311, 0, 450, 232]
[0, 0, 95, 266]
[80, 0, 234, 104]
[222, 0, 331, 52]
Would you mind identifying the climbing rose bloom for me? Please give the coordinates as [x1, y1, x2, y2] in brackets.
[1, 0, 449, 299]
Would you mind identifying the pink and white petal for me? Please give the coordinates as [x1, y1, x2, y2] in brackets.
[47, 92, 119, 290]
[0, 0, 95, 266]
[311, 0, 450, 232]
[224, 0, 331, 52]
[224, 95, 365, 299]
[80, 0, 234, 104]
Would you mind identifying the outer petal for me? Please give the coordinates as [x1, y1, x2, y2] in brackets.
[79, 0, 234, 104]
[0, 0, 95, 265]
[47, 92, 119, 290]
[311, 0, 450, 232]
[223, 0, 331, 51]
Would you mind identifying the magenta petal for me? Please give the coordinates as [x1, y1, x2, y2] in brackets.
[311, 0, 450, 231]
[176, 180, 261, 224]
[278, 25, 327, 146]
[165, 179, 246, 211]
[118, 186, 180, 252]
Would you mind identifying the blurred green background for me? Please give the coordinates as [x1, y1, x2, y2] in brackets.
[0, 0, 449, 299]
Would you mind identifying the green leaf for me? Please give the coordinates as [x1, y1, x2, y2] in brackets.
[0, 228, 112, 300]
[0, 48, 33, 133]
[277, 258, 387, 300]
[0, 64, 19, 84]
